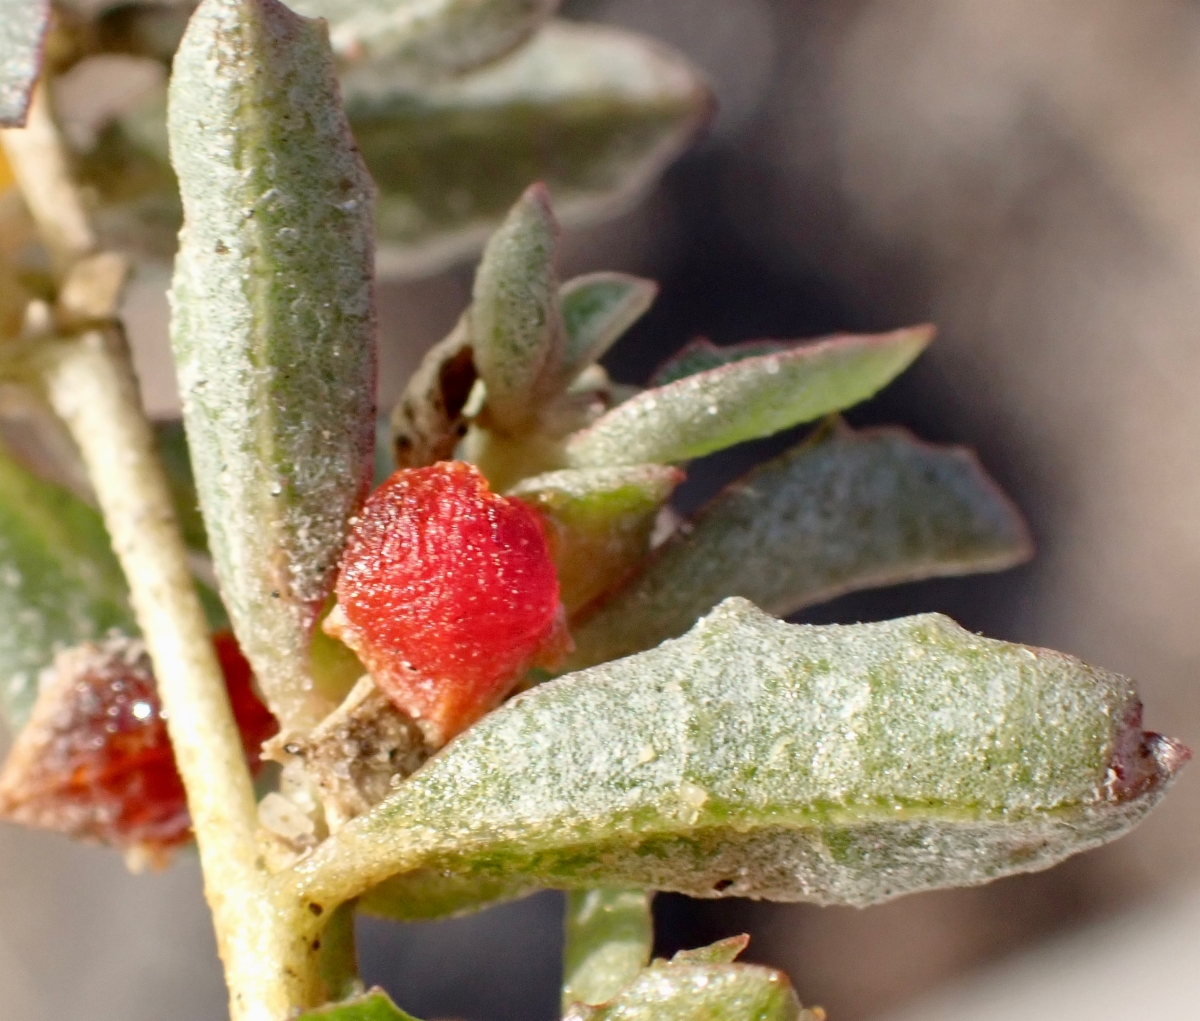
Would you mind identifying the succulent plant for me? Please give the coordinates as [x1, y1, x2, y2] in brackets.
[0, 0, 1188, 1019]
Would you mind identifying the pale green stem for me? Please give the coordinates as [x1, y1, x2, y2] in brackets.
[562, 889, 654, 1011]
[4, 90, 328, 1020]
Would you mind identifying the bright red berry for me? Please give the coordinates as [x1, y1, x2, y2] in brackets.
[0, 631, 276, 868]
[327, 461, 569, 746]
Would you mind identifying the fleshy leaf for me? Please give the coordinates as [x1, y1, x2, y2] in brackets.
[345, 21, 712, 278]
[0, 441, 136, 732]
[563, 888, 654, 1009]
[566, 328, 933, 468]
[0, 0, 48, 127]
[389, 317, 476, 470]
[651, 338, 794, 388]
[294, 599, 1184, 913]
[671, 936, 751, 966]
[296, 988, 419, 1021]
[359, 867, 537, 921]
[470, 182, 563, 432]
[289, 0, 558, 72]
[555, 272, 658, 388]
[169, 0, 377, 729]
[510, 465, 683, 614]
[564, 956, 814, 1021]
[567, 425, 1032, 669]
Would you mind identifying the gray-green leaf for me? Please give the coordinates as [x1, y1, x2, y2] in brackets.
[345, 21, 712, 278]
[290, 0, 558, 74]
[650, 338, 795, 388]
[567, 327, 932, 468]
[554, 272, 658, 390]
[293, 599, 1184, 913]
[567, 424, 1032, 669]
[169, 0, 377, 729]
[0, 441, 136, 731]
[0, 0, 48, 127]
[563, 888, 654, 1009]
[296, 988, 418, 1021]
[471, 182, 563, 432]
[564, 956, 813, 1021]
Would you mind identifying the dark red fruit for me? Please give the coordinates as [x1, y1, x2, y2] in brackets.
[0, 631, 276, 868]
[327, 461, 568, 745]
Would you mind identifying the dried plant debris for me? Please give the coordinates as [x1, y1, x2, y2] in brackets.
[0, 632, 274, 869]
[296, 600, 1187, 913]
[389, 317, 476, 470]
[269, 676, 429, 832]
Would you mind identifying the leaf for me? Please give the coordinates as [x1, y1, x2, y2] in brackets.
[297, 988, 419, 1021]
[359, 867, 538, 921]
[566, 328, 933, 468]
[290, 0, 559, 73]
[567, 425, 1032, 669]
[555, 272, 658, 388]
[168, 0, 377, 729]
[293, 599, 1185, 913]
[563, 888, 654, 1009]
[510, 465, 683, 614]
[0, 0, 48, 127]
[389, 316, 476, 470]
[470, 182, 563, 432]
[344, 21, 712, 278]
[564, 956, 814, 1021]
[0, 441, 137, 732]
[650, 338, 794, 388]
[671, 936, 750, 966]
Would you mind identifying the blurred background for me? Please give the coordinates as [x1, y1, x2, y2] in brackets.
[5, 0, 1200, 1017]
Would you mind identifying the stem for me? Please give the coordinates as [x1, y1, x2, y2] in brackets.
[0, 83, 95, 272]
[562, 889, 654, 1010]
[39, 330, 321, 1018]
[3, 90, 328, 1020]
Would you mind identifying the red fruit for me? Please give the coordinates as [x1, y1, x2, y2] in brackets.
[0, 631, 276, 868]
[327, 461, 569, 746]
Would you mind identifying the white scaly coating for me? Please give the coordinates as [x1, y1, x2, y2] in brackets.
[169, 0, 376, 729]
[0, 0, 48, 127]
[288, 599, 1184, 918]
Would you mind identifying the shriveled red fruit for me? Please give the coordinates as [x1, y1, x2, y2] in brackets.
[327, 461, 569, 746]
[0, 631, 276, 869]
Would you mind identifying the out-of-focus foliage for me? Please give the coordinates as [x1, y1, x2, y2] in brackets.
[0, 0, 48, 127]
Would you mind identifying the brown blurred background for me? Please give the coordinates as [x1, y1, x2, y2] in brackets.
[6, 0, 1200, 1017]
